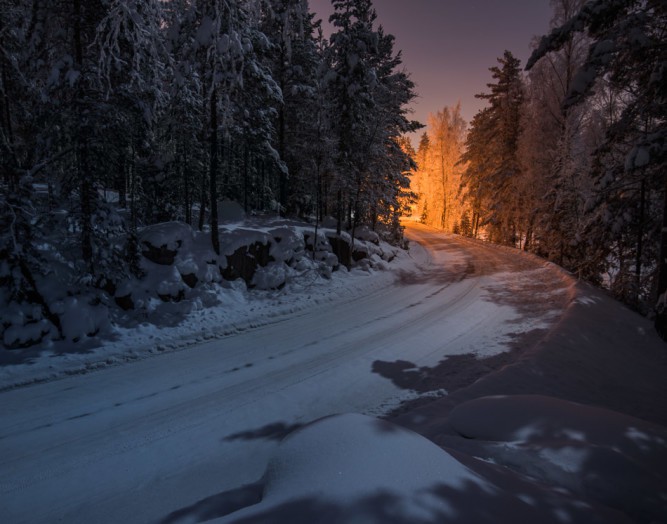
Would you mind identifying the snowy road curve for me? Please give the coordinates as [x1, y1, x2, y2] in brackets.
[0, 223, 573, 523]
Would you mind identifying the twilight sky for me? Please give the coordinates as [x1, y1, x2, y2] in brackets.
[309, 0, 554, 138]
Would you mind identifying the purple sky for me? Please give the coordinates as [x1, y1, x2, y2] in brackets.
[309, 0, 554, 138]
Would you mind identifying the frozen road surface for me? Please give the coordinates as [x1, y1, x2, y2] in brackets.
[0, 223, 573, 523]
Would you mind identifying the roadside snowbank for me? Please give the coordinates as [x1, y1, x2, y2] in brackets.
[213, 413, 629, 523]
[0, 219, 409, 390]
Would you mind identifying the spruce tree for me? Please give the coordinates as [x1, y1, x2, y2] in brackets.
[461, 51, 525, 245]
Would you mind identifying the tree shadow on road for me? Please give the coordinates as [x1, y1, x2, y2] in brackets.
[160, 482, 263, 524]
[222, 421, 304, 443]
[373, 349, 520, 393]
[371, 337, 544, 419]
[159, 476, 622, 524]
[481, 266, 572, 321]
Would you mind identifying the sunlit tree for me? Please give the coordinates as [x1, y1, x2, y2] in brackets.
[415, 105, 467, 233]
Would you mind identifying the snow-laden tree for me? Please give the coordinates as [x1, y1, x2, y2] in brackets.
[309, 26, 337, 225]
[366, 26, 421, 238]
[459, 107, 495, 239]
[326, 0, 420, 240]
[460, 51, 526, 245]
[0, 0, 174, 345]
[520, 0, 594, 266]
[0, 0, 420, 349]
[259, 0, 322, 216]
[527, 0, 667, 332]
[170, 0, 281, 254]
[0, 0, 65, 340]
[0, 1, 117, 344]
[162, 0, 209, 229]
[415, 105, 467, 232]
[93, 0, 171, 276]
[326, 0, 378, 234]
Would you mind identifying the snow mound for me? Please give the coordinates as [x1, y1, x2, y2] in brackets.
[217, 414, 623, 523]
[218, 413, 489, 523]
[264, 413, 490, 499]
[140, 221, 194, 253]
[449, 395, 667, 522]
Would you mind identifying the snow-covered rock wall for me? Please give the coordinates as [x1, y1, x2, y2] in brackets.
[1, 220, 400, 350]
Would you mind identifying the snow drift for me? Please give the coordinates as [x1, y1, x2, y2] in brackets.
[214, 413, 629, 523]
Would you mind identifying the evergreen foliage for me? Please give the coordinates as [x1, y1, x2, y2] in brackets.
[0, 0, 420, 347]
[460, 51, 525, 246]
[527, 0, 666, 331]
[456, 0, 666, 335]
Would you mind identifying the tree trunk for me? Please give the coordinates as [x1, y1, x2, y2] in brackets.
[336, 188, 342, 236]
[635, 178, 645, 305]
[209, 89, 220, 255]
[118, 156, 127, 208]
[73, 0, 93, 270]
[654, 178, 667, 340]
[1, 61, 18, 188]
[243, 142, 249, 213]
[278, 105, 286, 216]
[79, 150, 94, 268]
[181, 151, 189, 225]
[524, 221, 533, 252]
[198, 175, 206, 232]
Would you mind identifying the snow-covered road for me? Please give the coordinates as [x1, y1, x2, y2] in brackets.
[0, 223, 573, 523]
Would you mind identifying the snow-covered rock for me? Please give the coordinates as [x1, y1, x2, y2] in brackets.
[58, 295, 110, 343]
[1, 219, 403, 353]
[139, 222, 195, 266]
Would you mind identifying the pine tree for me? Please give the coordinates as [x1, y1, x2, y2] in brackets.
[259, 0, 321, 216]
[461, 51, 525, 245]
[521, 0, 593, 264]
[528, 0, 667, 333]
[176, 0, 281, 254]
[326, 0, 420, 241]
[460, 107, 494, 239]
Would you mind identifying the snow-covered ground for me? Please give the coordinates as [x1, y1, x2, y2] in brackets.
[1, 222, 665, 523]
[0, 217, 401, 390]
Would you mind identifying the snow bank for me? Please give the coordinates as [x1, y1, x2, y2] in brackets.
[0, 219, 408, 389]
[217, 414, 628, 523]
[449, 395, 667, 522]
[140, 221, 194, 254]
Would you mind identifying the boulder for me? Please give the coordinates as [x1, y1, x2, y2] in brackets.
[180, 272, 198, 289]
[327, 234, 351, 269]
[221, 241, 272, 285]
[158, 289, 185, 302]
[114, 294, 134, 311]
